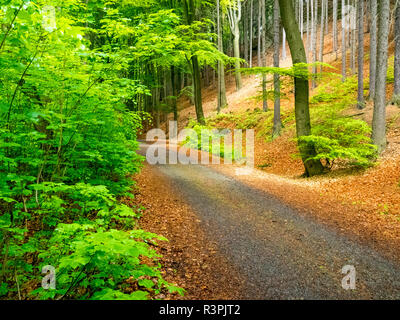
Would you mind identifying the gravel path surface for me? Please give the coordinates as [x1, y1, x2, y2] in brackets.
[139, 144, 400, 299]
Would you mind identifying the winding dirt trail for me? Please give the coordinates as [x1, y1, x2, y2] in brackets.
[136, 143, 400, 300]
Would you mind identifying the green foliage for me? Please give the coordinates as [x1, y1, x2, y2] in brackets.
[184, 121, 244, 162]
[0, 0, 182, 300]
[298, 117, 377, 168]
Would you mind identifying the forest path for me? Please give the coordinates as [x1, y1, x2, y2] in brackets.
[139, 143, 400, 299]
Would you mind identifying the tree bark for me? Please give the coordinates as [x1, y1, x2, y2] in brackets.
[182, 0, 205, 124]
[244, 1, 249, 64]
[273, 0, 282, 137]
[258, 0, 262, 65]
[217, 0, 228, 112]
[341, 0, 347, 82]
[393, 1, 400, 103]
[227, 0, 243, 91]
[319, 0, 325, 74]
[306, 0, 310, 57]
[333, 0, 338, 57]
[311, 0, 318, 88]
[350, 0, 356, 74]
[369, 0, 377, 99]
[250, 0, 253, 68]
[372, 0, 390, 153]
[261, 0, 268, 111]
[357, 0, 365, 109]
[192, 56, 205, 124]
[278, 0, 324, 176]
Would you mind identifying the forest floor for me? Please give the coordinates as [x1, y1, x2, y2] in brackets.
[135, 24, 400, 299]
[163, 25, 400, 260]
[132, 144, 400, 299]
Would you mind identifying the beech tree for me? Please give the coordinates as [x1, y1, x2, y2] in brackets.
[333, 0, 338, 57]
[357, 0, 365, 110]
[261, 0, 268, 111]
[311, 0, 318, 88]
[227, 0, 243, 91]
[341, 0, 347, 81]
[278, 0, 324, 176]
[273, 0, 282, 137]
[393, 1, 400, 104]
[369, 0, 377, 99]
[217, 0, 228, 112]
[319, 0, 325, 74]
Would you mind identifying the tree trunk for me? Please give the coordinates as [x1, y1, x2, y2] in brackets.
[258, 0, 262, 65]
[273, 0, 282, 137]
[393, 2, 400, 103]
[282, 29, 287, 59]
[278, 0, 324, 176]
[244, 1, 249, 64]
[300, 0, 304, 40]
[262, 0, 268, 111]
[233, 24, 242, 90]
[357, 0, 365, 109]
[172, 66, 179, 121]
[372, 0, 390, 153]
[319, 0, 325, 74]
[306, 0, 310, 57]
[333, 0, 338, 57]
[182, 0, 205, 124]
[369, 0, 377, 99]
[250, 0, 253, 67]
[341, 0, 347, 82]
[192, 56, 205, 124]
[311, 0, 318, 88]
[227, 0, 242, 91]
[350, 0, 356, 74]
[217, 0, 228, 112]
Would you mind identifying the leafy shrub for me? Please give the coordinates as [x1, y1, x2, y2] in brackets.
[298, 118, 377, 168]
[0, 1, 181, 300]
[184, 122, 244, 162]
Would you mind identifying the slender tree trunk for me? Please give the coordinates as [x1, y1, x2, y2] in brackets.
[350, 0, 356, 74]
[319, 0, 325, 74]
[244, 1, 249, 64]
[347, 0, 351, 48]
[307, 0, 310, 58]
[282, 29, 287, 59]
[369, 0, 377, 99]
[300, 0, 304, 40]
[357, 0, 365, 109]
[341, 0, 347, 81]
[311, 0, 318, 88]
[325, 0, 328, 34]
[192, 56, 205, 124]
[372, 0, 390, 153]
[250, 0, 253, 67]
[273, 0, 282, 137]
[227, 0, 243, 91]
[183, 0, 205, 124]
[278, 0, 324, 176]
[217, 0, 227, 112]
[233, 24, 242, 90]
[262, 0, 268, 111]
[393, 2, 400, 103]
[258, 0, 262, 65]
[333, 0, 338, 57]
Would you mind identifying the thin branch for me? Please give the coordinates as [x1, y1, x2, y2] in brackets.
[0, 1, 24, 52]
